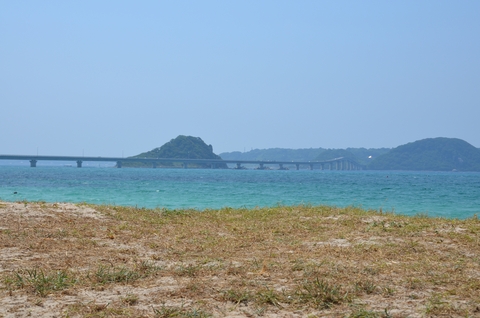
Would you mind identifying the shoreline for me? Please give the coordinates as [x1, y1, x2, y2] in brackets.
[0, 198, 476, 220]
[1, 201, 479, 317]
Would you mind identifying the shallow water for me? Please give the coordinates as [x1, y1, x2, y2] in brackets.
[0, 166, 479, 218]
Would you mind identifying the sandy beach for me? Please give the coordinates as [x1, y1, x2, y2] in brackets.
[0, 201, 479, 317]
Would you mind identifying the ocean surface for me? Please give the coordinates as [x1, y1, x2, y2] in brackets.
[0, 165, 479, 219]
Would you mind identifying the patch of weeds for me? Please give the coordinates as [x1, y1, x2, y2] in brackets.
[184, 281, 201, 293]
[381, 286, 395, 297]
[414, 212, 429, 218]
[93, 265, 141, 284]
[153, 305, 181, 317]
[425, 293, 453, 315]
[222, 289, 252, 304]
[348, 307, 392, 318]
[152, 303, 211, 317]
[253, 306, 266, 316]
[291, 259, 306, 271]
[389, 221, 404, 228]
[122, 293, 139, 306]
[92, 260, 160, 285]
[79, 238, 98, 247]
[137, 260, 163, 275]
[354, 280, 377, 295]
[63, 302, 133, 317]
[175, 264, 200, 277]
[255, 288, 282, 307]
[294, 278, 350, 309]
[5, 268, 75, 297]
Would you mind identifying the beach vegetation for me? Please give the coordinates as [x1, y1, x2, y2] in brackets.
[4, 268, 76, 297]
[0, 201, 479, 316]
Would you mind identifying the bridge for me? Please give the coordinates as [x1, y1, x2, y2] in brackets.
[0, 155, 362, 170]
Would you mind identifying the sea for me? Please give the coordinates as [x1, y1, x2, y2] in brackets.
[1, 164, 479, 219]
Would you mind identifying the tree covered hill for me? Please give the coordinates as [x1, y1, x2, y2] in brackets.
[129, 135, 226, 168]
[368, 137, 480, 171]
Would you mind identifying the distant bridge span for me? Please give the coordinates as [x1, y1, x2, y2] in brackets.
[0, 155, 362, 170]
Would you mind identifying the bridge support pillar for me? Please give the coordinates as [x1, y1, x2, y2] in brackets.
[76, 160, 82, 168]
[236, 163, 242, 169]
[309, 164, 314, 170]
[116, 161, 122, 168]
[259, 163, 265, 170]
[279, 164, 285, 170]
[211, 163, 216, 169]
[30, 160, 37, 167]
[183, 162, 188, 169]
[320, 163, 324, 170]
[296, 164, 299, 170]
[152, 162, 157, 168]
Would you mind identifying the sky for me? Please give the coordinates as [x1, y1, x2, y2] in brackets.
[1, 1, 479, 157]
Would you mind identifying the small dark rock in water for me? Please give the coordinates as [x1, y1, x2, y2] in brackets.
[13, 192, 17, 194]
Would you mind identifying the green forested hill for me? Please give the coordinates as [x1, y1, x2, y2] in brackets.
[129, 135, 226, 168]
[368, 138, 480, 171]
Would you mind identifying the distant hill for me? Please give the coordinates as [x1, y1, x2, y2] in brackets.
[220, 147, 390, 166]
[219, 148, 325, 162]
[129, 135, 226, 168]
[313, 149, 357, 162]
[368, 138, 480, 171]
[346, 148, 391, 166]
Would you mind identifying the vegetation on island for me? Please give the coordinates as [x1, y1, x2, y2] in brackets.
[219, 148, 326, 162]
[368, 137, 480, 171]
[219, 147, 390, 166]
[1, 201, 479, 317]
[120, 135, 480, 171]
[220, 138, 480, 171]
[128, 135, 227, 168]
[313, 149, 358, 162]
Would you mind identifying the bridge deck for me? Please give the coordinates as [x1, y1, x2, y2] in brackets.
[0, 155, 361, 170]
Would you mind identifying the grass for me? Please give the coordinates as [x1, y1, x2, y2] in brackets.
[0, 201, 479, 317]
[152, 303, 211, 318]
[4, 268, 75, 297]
[294, 277, 350, 309]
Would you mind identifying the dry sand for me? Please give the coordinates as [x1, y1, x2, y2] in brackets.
[0, 201, 479, 317]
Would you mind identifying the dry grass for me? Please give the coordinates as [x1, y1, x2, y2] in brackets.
[0, 201, 479, 317]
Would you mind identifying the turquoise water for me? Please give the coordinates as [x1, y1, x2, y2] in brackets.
[0, 166, 479, 218]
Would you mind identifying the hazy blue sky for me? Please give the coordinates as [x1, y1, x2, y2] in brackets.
[1, 1, 479, 156]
